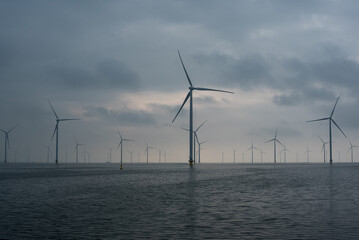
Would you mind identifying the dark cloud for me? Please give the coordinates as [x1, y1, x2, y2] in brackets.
[83, 106, 156, 126]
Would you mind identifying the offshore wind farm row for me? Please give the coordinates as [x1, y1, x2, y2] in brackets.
[1, 52, 358, 166]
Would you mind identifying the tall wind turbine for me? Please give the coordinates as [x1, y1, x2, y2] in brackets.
[307, 96, 347, 164]
[348, 141, 359, 163]
[74, 138, 85, 164]
[319, 137, 329, 163]
[145, 143, 153, 164]
[265, 128, 284, 164]
[117, 131, 133, 170]
[49, 101, 80, 164]
[172, 51, 234, 166]
[247, 140, 259, 164]
[0, 125, 17, 163]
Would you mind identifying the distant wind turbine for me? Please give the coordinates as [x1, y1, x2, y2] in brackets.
[247, 140, 259, 164]
[319, 137, 329, 163]
[182, 120, 207, 164]
[45, 145, 52, 163]
[307, 96, 347, 164]
[117, 131, 133, 170]
[74, 138, 85, 164]
[281, 145, 289, 163]
[49, 101, 80, 164]
[348, 141, 359, 163]
[145, 143, 153, 164]
[172, 51, 234, 166]
[305, 146, 311, 163]
[196, 135, 208, 164]
[265, 128, 284, 164]
[0, 125, 17, 164]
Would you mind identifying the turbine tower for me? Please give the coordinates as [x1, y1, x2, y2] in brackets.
[281, 145, 289, 163]
[0, 125, 17, 164]
[74, 138, 85, 164]
[247, 140, 259, 164]
[49, 101, 80, 164]
[319, 137, 329, 163]
[265, 128, 284, 164]
[348, 141, 359, 163]
[117, 131, 133, 170]
[172, 51, 234, 166]
[307, 96, 346, 164]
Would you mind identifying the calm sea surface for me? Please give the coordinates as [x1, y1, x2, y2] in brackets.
[1, 163, 359, 239]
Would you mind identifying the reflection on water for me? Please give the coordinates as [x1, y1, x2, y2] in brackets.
[1, 163, 359, 239]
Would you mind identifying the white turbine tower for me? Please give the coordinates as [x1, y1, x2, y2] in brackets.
[197, 139, 208, 164]
[307, 96, 347, 164]
[319, 137, 329, 163]
[265, 128, 284, 164]
[0, 125, 17, 164]
[348, 141, 359, 163]
[172, 51, 234, 166]
[117, 131, 133, 170]
[49, 101, 80, 164]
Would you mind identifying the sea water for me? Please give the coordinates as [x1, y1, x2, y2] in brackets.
[1, 163, 359, 239]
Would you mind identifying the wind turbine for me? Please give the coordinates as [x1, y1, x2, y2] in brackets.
[348, 141, 359, 163]
[0, 125, 17, 163]
[172, 51, 234, 166]
[307, 96, 347, 164]
[319, 137, 329, 163]
[247, 140, 259, 164]
[45, 145, 52, 163]
[197, 138, 208, 164]
[49, 101, 80, 164]
[281, 145, 289, 163]
[145, 143, 154, 164]
[182, 120, 207, 164]
[74, 138, 85, 164]
[305, 146, 311, 163]
[265, 128, 284, 164]
[117, 131, 133, 170]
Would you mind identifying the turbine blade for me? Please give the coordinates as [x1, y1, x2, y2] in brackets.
[117, 142, 121, 150]
[194, 87, 234, 94]
[276, 139, 284, 147]
[265, 138, 275, 143]
[180, 127, 190, 132]
[200, 140, 208, 144]
[172, 91, 191, 123]
[307, 117, 329, 123]
[51, 124, 58, 142]
[330, 96, 340, 117]
[332, 119, 347, 138]
[178, 50, 193, 87]
[195, 120, 207, 132]
[48, 100, 59, 120]
[319, 136, 325, 143]
[8, 125, 18, 133]
[0, 129, 6, 134]
[59, 118, 80, 121]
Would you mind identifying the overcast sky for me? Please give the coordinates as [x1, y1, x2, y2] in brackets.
[1, 0, 359, 163]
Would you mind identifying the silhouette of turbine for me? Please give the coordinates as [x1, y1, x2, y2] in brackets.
[172, 51, 233, 166]
[265, 128, 284, 164]
[49, 101, 80, 164]
[117, 130, 133, 170]
[0, 125, 17, 163]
